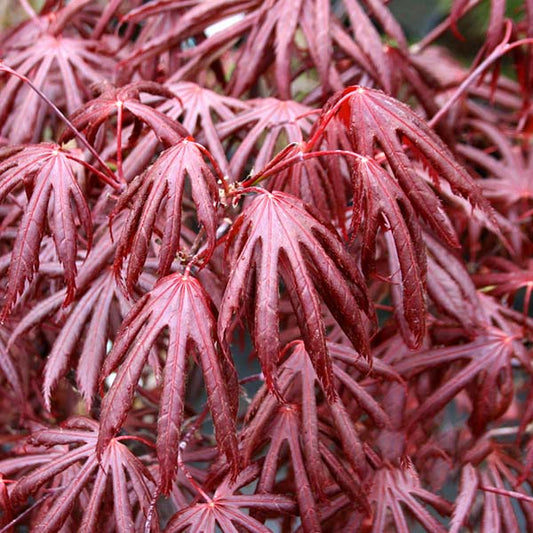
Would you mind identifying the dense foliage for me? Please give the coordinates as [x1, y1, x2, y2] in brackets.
[0, 1, 532, 531]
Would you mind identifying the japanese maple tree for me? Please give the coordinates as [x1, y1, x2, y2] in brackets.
[0, 0, 532, 531]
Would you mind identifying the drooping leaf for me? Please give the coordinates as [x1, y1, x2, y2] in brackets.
[424, 231, 486, 331]
[352, 155, 427, 347]
[59, 81, 188, 149]
[313, 85, 493, 248]
[120, 80, 248, 184]
[41, 269, 130, 411]
[113, 138, 222, 291]
[97, 272, 239, 494]
[218, 189, 372, 400]
[6, 222, 131, 410]
[242, 340, 397, 513]
[0, 143, 92, 318]
[449, 463, 478, 533]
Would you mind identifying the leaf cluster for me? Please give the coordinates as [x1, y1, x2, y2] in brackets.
[0, 1, 532, 532]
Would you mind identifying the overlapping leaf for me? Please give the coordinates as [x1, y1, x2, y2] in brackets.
[0, 325, 23, 401]
[242, 341, 399, 521]
[352, 155, 427, 347]
[367, 460, 451, 533]
[124, 0, 407, 98]
[114, 138, 222, 291]
[314, 86, 493, 248]
[0, 143, 92, 318]
[4, 417, 155, 533]
[217, 97, 315, 180]
[0, 8, 115, 143]
[97, 272, 239, 494]
[165, 465, 295, 533]
[60, 81, 188, 150]
[218, 189, 372, 400]
[461, 443, 533, 532]
[164, 81, 249, 177]
[454, 121, 533, 239]
[396, 327, 529, 433]
[425, 231, 486, 331]
[121, 80, 248, 183]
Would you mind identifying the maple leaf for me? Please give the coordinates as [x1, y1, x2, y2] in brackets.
[217, 97, 315, 181]
[366, 460, 451, 533]
[120, 80, 248, 184]
[396, 327, 529, 434]
[461, 442, 533, 532]
[163, 81, 249, 178]
[0, 143, 92, 318]
[59, 81, 189, 183]
[473, 257, 533, 318]
[126, 0, 407, 98]
[113, 138, 222, 291]
[241, 341, 400, 522]
[4, 417, 155, 533]
[218, 189, 372, 400]
[457, 120, 533, 211]
[165, 464, 295, 533]
[6, 224, 129, 410]
[424, 231, 487, 332]
[313, 85, 493, 249]
[264, 126, 352, 233]
[0, 6, 115, 143]
[0, 325, 23, 402]
[97, 272, 239, 494]
[351, 155, 427, 347]
[60, 81, 188, 148]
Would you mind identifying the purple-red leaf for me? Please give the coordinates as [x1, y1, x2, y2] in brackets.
[0, 143, 92, 318]
[5, 418, 155, 533]
[219, 189, 372, 400]
[114, 138, 221, 291]
[97, 272, 239, 494]
[316, 86, 493, 248]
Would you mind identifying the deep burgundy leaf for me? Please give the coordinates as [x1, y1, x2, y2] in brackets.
[114, 138, 222, 291]
[217, 97, 315, 181]
[450, 463, 478, 533]
[368, 461, 450, 533]
[352, 155, 427, 347]
[97, 272, 239, 493]
[166, 465, 295, 533]
[5, 418, 155, 533]
[0, 143, 92, 318]
[219, 189, 372, 400]
[59, 81, 188, 148]
[397, 327, 526, 432]
[314, 86, 494, 248]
